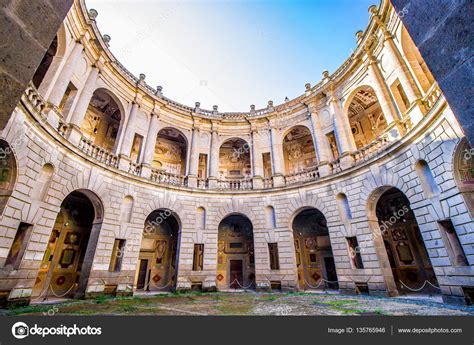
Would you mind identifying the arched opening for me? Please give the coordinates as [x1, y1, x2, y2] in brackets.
[336, 193, 352, 221]
[218, 138, 251, 180]
[197, 207, 206, 229]
[79, 88, 123, 152]
[152, 128, 187, 175]
[373, 187, 439, 295]
[401, 27, 435, 93]
[283, 126, 317, 174]
[32, 190, 104, 299]
[135, 209, 180, 292]
[347, 86, 388, 149]
[415, 160, 440, 198]
[36, 163, 54, 201]
[292, 208, 338, 291]
[120, 196, 134, 223]
[265, 206, 276, 229]
[32, 36, 58, 89]
[0, 140, 17, 216]
[217, 214, 255, 290]
[453, 138, 474, 216]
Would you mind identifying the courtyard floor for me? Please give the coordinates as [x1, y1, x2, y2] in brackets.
[2, 291, 474, 316]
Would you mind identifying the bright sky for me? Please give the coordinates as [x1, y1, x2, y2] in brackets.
[85, 0, 375, 111]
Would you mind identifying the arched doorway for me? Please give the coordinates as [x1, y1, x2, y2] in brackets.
[152, 128, 188, 175]
[0, 140, 17, 216]
[135, 209, 180, 292]
[347, 86, 388, 149]
[292, 208, 338, 290]
[283, 126, 317, 174]
[218, 138, 251, 180]
[453, 138, 474, 216]
[373, 187, 439, 295]
[32, 36, 57, 89]
[32, 190, 103, 299]
[217, 214, 255, 290]
[79, 88, 123, 152]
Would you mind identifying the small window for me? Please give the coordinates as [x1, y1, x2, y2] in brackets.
[109, 239, 126, 272]
[265, 206, 276, 228]
[197, 207, 206, 229]
[5, 222, 34, 269]
[438, 219, 468, 267]
[120, 196, 134, 223]
[229, 242, 243, 249]
[336, 193, 352, 220]
[347, 236, 364, 269]
[390, 79, 410, 113]
[192, 244, 204, 271]
[268, 243, 280, 270]
[130, 134, 143, 163]
[415, 160, 440, 198]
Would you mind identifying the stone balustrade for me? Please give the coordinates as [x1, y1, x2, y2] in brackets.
[217, 178, 253, 190]
[150, 169, 187, 187]
[284, 166, 320, 185]
[78, 136, 119, 168]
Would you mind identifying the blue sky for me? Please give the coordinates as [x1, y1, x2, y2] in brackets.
[86, 0, 375, 111]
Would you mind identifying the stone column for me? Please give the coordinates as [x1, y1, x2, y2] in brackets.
[307, 106, 332, 177]
[66, 66, 99, 146]
[208, 126, 219, 188]
[250, 128, 263, 189]
[140, 112, 160, 179]
[47, 42, 83, 106]
[366, 51, 402, 140]
[269, 125, 285, 187]
[330, 91, 356, 170]
[187, 125, 199, 188]
[118, 102, 139, 171]
[383, 33, 425, 123]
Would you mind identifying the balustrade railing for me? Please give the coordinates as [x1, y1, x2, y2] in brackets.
[128, 162, 141, 176]
[150, 169, 187, 187]
[284, 166, 320, 185]
[78, 137, 119, 168]
[197, 178, 209, 189]
[263, 177, 274, 189]
[423, 83, 442, 111]
[352, 134, 390, 164]
[217, 178, 253, 190]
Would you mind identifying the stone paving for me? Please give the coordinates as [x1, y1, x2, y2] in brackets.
[2, 292, 474, 316]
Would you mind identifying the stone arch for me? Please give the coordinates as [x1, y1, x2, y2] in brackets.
[343, 85, 389, 149]
[365, 185, 440, 296]
[284, 192, 330, 229]
[32, 188, 104, 299]
[0, 139, 18, 217]
[153, 127, 189, 175]
[218, 137, 252, 180]
[452, 137, 474, 216]
[215, 200, 258, 227]
[142, 192, 186, 226]
[79, 87, 126, 152]
[282, 125, 317, 174]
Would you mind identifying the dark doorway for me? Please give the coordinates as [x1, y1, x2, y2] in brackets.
[230, 260, 243, 289]
[136, 259, 148, 290]
[324, 257, 339, 289]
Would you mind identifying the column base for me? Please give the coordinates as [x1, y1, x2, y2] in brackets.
[66, 124, 83, 147]
[339, 153, 354, 170]
[141, 163, 152, 179]
[208, 176, 218, 189]
[187, 175, 198, 188]
[118, 154, 131, 172]
[252, 175, 263, 189]
[272, 174, 285, 187]
[317, 162, 331, 177]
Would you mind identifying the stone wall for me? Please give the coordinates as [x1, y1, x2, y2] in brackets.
[0, 0, 73, 130]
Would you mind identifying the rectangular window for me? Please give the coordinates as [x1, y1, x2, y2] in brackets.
[229, 242, 243, 249]
[262, 152, 272, 178]
[347, 236, 364, 269]
[438, 219, 468, 267]
[109, 239, 126, 272]
[130, 134, 143, 163]
[58, 82, 78, 116]
[268, 243, 280, 270]
[326, 131, 339, 160]
[192, 244, 204, 271]
[391, 79, 410, 113]
[5, 222, 34, 269]
[198, 154, 208, 179]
